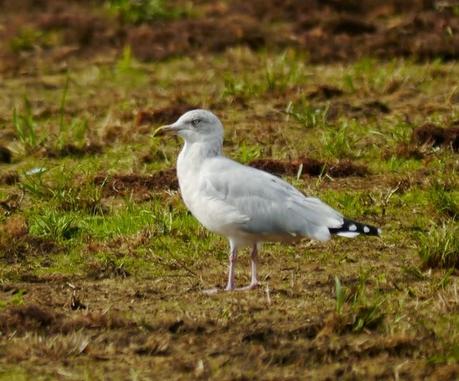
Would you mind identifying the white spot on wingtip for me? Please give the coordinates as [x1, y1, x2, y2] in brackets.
[363, 226, 370, 233]
[337, 231, 359, 238]
[377, 228, 382, 235]
[349, 224, 357, 231]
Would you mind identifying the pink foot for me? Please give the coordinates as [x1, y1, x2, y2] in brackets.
[235, 282, 259, 291]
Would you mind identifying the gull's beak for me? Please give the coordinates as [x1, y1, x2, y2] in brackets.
[153, 124, 181, 137]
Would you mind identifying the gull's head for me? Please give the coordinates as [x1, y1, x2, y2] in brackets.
[155, 109, 224, 144]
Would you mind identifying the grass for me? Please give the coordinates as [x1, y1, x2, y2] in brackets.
[9, 27, 58, 53]
[333, 274, 385, 333]
[0, 44, 458, 380]
[285, 101, 329, 130]
[320, 120, 360, 159]
[0, 289, 25, 309]
[12, 98, 40, 154]
[28, 210, 78, 240]
[418, 221, 459, 269]
[106, 0, 189, 23]
[235, 143, 262, 163]
[429, 180, 459, 220]
[54, 76, 91, 151]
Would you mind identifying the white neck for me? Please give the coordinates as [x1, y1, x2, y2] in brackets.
[176, 138, 222, 210]
[177, 137, 222, 178]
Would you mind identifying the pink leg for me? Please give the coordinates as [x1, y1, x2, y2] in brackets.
[224, 245, 237, 291]
[236, 244, 259, 291]
[250, 244, 259, 288]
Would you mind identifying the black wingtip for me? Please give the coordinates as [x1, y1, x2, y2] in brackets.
[329, 218, 381, 237]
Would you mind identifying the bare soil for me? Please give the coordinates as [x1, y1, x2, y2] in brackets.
[0, 249, 457, 380]
[412, 123, 459, 151]
[93, 169, 179, 199]
[2, 0, 459, 73]
[249, 157, 369, 177]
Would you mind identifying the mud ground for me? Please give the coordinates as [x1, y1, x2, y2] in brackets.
[0, 240, 457, 380]
[2, 0, 459, 74]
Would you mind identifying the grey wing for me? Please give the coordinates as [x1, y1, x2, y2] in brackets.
[201, 158, 344, 241]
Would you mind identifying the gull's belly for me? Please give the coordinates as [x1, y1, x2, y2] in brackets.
[180, 185, 244, 238]
[181, 186, 301, 246]
[182, 189, 235, 234]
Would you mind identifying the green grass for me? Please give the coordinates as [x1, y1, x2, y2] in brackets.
[429, 181, 459, 220]
[106, 0, 190, 23]
[285, 101, 329, 130]
[9, 27, 58, 53]
[333, 274, 385, 333]
[418, 221, 459, 269]
[12, 98, 40, 154]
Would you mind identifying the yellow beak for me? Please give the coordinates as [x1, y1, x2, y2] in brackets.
[153, 124, 176, 137]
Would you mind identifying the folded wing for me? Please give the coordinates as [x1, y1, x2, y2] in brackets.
[200, 157, 344, 241]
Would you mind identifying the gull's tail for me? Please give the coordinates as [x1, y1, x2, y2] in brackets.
[329, 218, 381, 238]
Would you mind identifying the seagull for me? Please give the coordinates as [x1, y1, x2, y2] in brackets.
[155, 109, 381, 292]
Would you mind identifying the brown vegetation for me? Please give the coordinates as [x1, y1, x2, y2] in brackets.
[412, 123, 459, 151]
[249, 157, 369, 177]
[93, 169, 179, 199]
[2, 0, 459, 73]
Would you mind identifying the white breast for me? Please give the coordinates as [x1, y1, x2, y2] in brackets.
[177, 147, 250, 239]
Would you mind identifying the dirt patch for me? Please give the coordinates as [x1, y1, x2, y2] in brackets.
[43, 143, 103, 158]
[430, 364, 459, 380]
[93, 169, 178, 199]
[392, 143, 427, 160]
[3, 215, 28, 237]
[133, 335, 170, 356]
[412, 123, 459, 151]
[327, 100, 391, 120]
[0, 145, 12, 163]
[85, 258, 131, 280]
[316, 309, 384, 338]
[0, 195, 22, 219]
[135, 101, 198, 126]
[0, 303, 133, 335]
[293, 4, 459, 63]
[0, 304, 57, 333]
[386, 122, 459, 159]
[0, 216, 60, 264]
[0, 171, 20, 185]
[0, 234, 59, 264]
[249, 157, 369, 177]
[127, 15, 266, 61]
[60, 310, 133, 333]
[307, 85, 345, 101]
[309, 332, 426, 366]
[2, 0, 459, 73]
[319, 15, 377, 36]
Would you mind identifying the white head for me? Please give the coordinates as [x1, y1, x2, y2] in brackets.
[155, 109, 224, 144]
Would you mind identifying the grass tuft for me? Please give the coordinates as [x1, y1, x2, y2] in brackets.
[29, 210, 79, 241]
[9, 27, 58, 53]
[286, 101, 329, 129]
[331, 276, 385, 333]
[418, 222, 459, 269]
[12, 98, 40, 154]
[429, 181, 459, 220]
[106, 0, 188, 23]
[320, 120, 360, 159]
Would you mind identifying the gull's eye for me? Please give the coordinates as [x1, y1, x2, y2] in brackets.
[191, 119, 201, 128]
